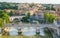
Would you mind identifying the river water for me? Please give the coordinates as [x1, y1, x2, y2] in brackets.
[2, 31, 53, 38]
[2, 34, 52, 38]
[1, 27, 53, 38]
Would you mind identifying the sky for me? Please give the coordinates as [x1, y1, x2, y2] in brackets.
[0, 0, 60, 4]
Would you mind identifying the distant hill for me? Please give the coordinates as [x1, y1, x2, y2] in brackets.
[0, 2, 19, 10]
[0, 2, 56, 11]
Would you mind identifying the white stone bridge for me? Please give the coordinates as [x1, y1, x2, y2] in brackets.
[9, 16, 24, 21]
[4, 23, 60, 36]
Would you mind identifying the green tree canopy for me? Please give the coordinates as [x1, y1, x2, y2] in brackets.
[46, 5, 55, 11]
[9, 11, 14, 16]
[26, 12, 30, 19]
[2, 13, 10, 23]
[0, 18, 4, 28]
[21, 12, 31, 23]
[44, 12, 57, 23]
[0, 10, 4, 18]
[0, 10, 10, 28]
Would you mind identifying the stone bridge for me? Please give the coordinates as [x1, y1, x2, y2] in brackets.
[4, 23, 60, 36]
[5, 23, 58, 29]
[9, 16, 24, 21]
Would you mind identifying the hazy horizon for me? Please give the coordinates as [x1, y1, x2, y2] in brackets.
[0, 0, 60, 4]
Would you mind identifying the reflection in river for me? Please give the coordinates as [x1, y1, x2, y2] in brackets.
[21, 27, 36, 36]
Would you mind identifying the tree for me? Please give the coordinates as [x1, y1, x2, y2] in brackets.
[0, 10, 8, 18]
[21, 16, 29, 23]
[44, 12, 57, 23]
[2, 13, 10, 23]
[21, 12, 31, 23]
[26, 12, 30, 19]
[0, 10, 10, 28]
[9, 11, 14, 16]
[46, 5, 55, 11]
[4, 9, 8, 14]
[0, 18, 4, 28]
[0, 10, 4, 18]
[44, 12, 50, 23]
[48, 14, 57, 23]
[50, 5, 55, 11]
[29, 3, 35, 8]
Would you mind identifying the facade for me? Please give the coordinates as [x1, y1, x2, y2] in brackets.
[54, 4, 60, 11]
[54, 4, 60, 23]
[56, 11, 60, 24]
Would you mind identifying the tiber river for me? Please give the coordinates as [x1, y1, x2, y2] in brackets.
[1, 27, 53, 38]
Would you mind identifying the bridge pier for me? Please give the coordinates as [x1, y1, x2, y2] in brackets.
[36, 27, 40, 34]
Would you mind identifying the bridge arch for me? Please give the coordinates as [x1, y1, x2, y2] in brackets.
[13, 18, 20, 22]
[10, 16, 24, 22]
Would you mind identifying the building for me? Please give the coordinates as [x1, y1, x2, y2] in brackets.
[54, 4, 60, 11]
[56, 11, 60, 24]
[18, 3, 43, 15]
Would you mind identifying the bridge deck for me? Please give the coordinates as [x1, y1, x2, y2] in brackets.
[4, 23, 58, 29]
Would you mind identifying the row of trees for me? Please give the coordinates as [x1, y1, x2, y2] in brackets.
[8, 11, 14, 16]
[21, 12, 30, 23]
[21, 12, 57, 24]
[45, 5, 56, 11]
[0, 10, 10, 28]
[0, 2, 18, 10]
